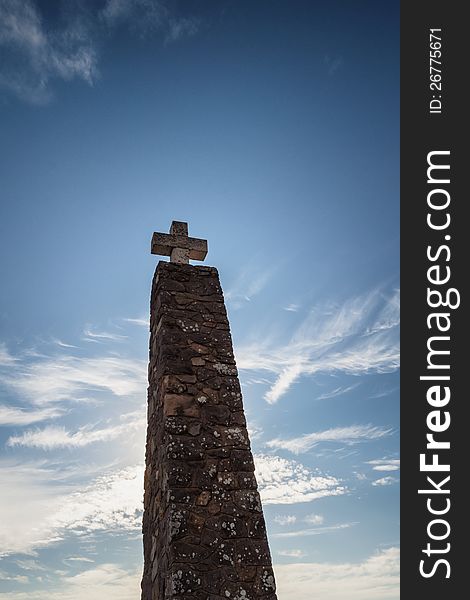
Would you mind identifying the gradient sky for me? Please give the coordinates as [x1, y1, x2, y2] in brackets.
[0, 1, 399, 598]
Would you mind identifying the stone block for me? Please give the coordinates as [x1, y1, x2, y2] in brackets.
[163, 394, 200, 418]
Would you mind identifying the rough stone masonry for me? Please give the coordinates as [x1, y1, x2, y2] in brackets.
[141, 223, 277, 600]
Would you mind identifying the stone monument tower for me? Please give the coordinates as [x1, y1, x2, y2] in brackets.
[141, 221, 277, 600]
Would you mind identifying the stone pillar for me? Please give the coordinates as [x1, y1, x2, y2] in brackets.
[141, 262, 277, 600]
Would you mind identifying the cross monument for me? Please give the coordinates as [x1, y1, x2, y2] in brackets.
[141, 221, 277, 599]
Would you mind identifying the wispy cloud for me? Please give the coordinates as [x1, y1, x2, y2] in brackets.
[274, 547, 400, 600]
[316, 383, 360, 401]
[52, 339, 79, 349]
[0, 0, 97, 103]
[0, 334, 148, 557]
[277, 549, 305, 558]
[372, 476, 398, 487]
[1, 352, 146, 405]
[365, 289, 400, 335]
[236, 287, 400, 403]
[225, 262, 277, 309]
[324, 55, 344, 76]
[254, 454, 346, 505]
[101, 0, 200, 43]
[64, 557, 95, 563]
[236, 290, 399, 404]
[283, 303, 300, 312]
[246, 420, 263, 441]
[122, 317, 150, 328]
[0, 405, 62, 426]
[264, 364, 303, 405]
[0, 343, 18, 366]
[83, 327, 128, 342]
[272, 522, 355, 538]
[6, 415, 145, 449]
[241, 376, 272, 386]
[164, 15, 201, 44]
[101, 0, 165, 29]
[369, 386, 398, 399]
[367, 458, 400, 472]
[0, 570, 28, 584]
[0, 0, 201, 104]
[266, 424, 393, 455]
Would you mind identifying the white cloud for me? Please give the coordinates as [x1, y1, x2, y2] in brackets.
[274, 514, 297, 526]
[0, 405, 63, 426]
[0, 451, 343, 555]
[266, 424, 393, 455]
[0, 340, 148, 557]
[236, 288, 400, 403]
[277, 549, 305, 558]
[0, 460, 143, 556]
[0, 563, 142, 600]
[272, 523, 355, 538]
[273, 547, 399, 600]
[6, 415, 145, 449]
[254, 454, 346, 505]
[367, 459, 400, 472]
[304, 513, 324, 525]
[0, 460, 71, 555]
[52, 464, 143, 533]
[0, 549, 400, 600]
[372, 477, 398, 487]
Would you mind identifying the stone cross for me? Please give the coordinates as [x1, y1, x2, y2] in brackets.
[151, 221, 208, 264]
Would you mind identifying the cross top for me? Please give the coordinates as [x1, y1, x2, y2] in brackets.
[151, 221, 208, 264]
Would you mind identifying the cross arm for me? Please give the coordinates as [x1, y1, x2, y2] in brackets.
[151, 232, 208, 261]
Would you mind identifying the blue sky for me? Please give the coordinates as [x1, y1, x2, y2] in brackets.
[0, 1, 399, 598]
